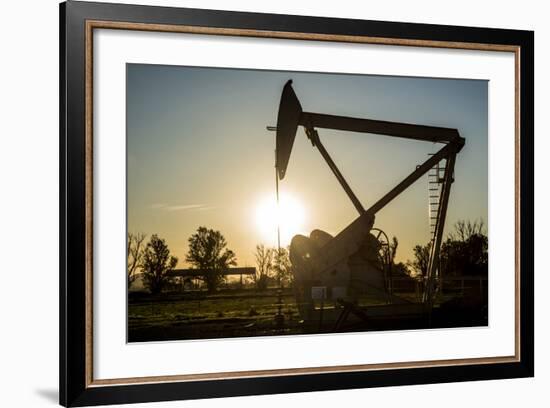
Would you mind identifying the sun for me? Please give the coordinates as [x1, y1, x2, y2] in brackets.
[255, 192, 306, 247]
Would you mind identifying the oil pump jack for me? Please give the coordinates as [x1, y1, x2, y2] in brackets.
[273, 80, 465, 327]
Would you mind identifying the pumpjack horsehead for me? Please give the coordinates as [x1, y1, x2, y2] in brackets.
[273, 80, 465, 323]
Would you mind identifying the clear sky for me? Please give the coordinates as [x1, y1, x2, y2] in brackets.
[127, 64, 488, 267]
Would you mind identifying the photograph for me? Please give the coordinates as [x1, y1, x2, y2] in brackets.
[54, 2, 535, 405]
[126, 64, 489, 343]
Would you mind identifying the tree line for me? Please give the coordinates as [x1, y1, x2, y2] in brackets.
[128, 219, 487, 294]
[252, 244, 293, 290]
[128, 226, 237, 294]
[127, 227, 293, 294]
[406, 219, 488, 279]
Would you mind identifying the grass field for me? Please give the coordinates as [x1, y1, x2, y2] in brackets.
[128, 288, 302, 342]
[128, 287, 394, 342]
[127, 282, 487, 342]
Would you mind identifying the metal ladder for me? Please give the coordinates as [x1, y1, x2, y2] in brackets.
[428, 154, 447, 239]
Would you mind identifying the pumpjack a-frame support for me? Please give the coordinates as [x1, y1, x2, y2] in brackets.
[275, 80, 465, 307]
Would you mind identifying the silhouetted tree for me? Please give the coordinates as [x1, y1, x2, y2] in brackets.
[141, 234, 178, 294]
[406, 220, 488, 280]
[448, 219, 486, 242]
[407, 243, 431, 278]
[127, 232, 146, 288]
[379, 236, 398, 266]
[273, 247, 293, 288]
[254, 244, 273, 290]
[186, 227, 237, 292]
[392, 262, 412, 278]
[389, 236, 398, 263]
[440, 219, 488, 276]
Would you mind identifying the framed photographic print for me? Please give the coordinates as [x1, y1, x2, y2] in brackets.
[59, 1, 534, 406]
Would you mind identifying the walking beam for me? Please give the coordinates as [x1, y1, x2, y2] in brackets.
[300, 112, 461, 144]
[275, 80, 463, 181]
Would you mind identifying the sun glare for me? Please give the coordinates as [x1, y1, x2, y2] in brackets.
[255, 192, 306, 247]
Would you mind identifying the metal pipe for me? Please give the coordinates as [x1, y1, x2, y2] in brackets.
[367, 143, 454, 215]
[306, 127, 365, 215]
